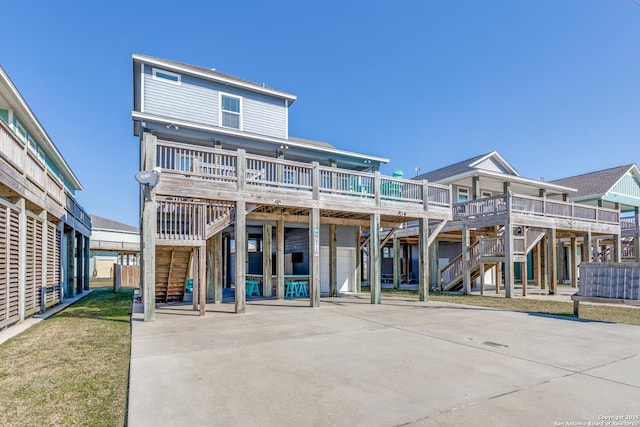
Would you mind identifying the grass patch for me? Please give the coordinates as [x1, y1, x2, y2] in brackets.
[361, 286, 640, 326]
[0, 286, 134, 427]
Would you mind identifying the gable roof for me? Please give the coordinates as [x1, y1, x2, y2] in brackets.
[132, 53, 297, 104]
[415, 151, 519, 182]
[90, 214, 138, 234]
[549, 164, 636, 199]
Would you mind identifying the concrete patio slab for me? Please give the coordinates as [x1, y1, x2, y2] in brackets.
[128, 295, 640, 426]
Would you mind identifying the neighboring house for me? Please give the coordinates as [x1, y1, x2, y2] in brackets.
[89, 214, 140, 278]
[390, 151, 620, 297]
[0, 66, 91, 330]
[132, 54, 452, 320]
[550, 164, 640, 267]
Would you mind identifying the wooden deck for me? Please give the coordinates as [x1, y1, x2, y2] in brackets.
[447, 192, 620, 233]
[151, 140, 452, 246]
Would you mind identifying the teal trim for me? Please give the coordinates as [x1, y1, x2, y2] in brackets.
[602, 194, 640, 208]
[0, 109, 7, 123]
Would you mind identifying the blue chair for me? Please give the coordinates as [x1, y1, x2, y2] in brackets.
[297, 281, 308, 297]
[285, 281, 297, 298]
[246, 280, 261, 297]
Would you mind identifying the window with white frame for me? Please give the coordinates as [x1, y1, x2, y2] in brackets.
[481, 190, 492, 198]
[457, 187, 469, 202]
[220, 93, 241, 129]
[152, 68, 181, 85]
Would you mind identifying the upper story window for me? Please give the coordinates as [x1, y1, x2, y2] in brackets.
[220, 93, 242, 130]
[152, 68, 181, 85]
[457, 187, 469, 203]
[14, 119, 28, 142]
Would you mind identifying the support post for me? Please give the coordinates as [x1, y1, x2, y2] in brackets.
[355, 227, 362, 293]
[206, 237, 214, 301]
[235, 201, 246, 314]
[583, 231, 593, 263]
[309, 207, 320, 307]
[370, 213, 381, 304]
[613, 233, 622, 263]
[262, 224, 273, 298]
[462, 226, 471, 295]
[84, 236, 90, 291]
[199, 246, 206, 316]
[635, 207, 640, 263]
[393, 236, 400, 289]
[329, 224, 337, 297]
[141, 132, 157, 321]
[76, 232, 84, 295]
[548, 228, 557, 295]
[521, 260, 527, 297]
[535, 242, 542, 287]
[570, 237, 578, 288]
[214, 233, 223, 303]
[276, 219, 285, 300]
[480, 262, 485, 296]
[418, 217, 430, 301]
[430, 239, 439, 290]
[504, 220, 514, 298]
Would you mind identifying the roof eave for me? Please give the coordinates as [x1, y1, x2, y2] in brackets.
[132, 111, 389, 165]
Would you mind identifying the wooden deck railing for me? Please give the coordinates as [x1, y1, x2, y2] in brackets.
[452, 192, 620, 226]
[621, 216, 637, 230]
[1, 119, 90, 229]
[157, 198, 206, 241]
[155, 140, 452, 211]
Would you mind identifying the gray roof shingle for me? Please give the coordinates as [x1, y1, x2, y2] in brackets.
[549, 164, 634, 198]
[90, 215, 138, 233]
[414, 152, 494, 182]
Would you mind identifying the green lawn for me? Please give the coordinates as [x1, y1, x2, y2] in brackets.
[0, 286, 134, 427]
[361, 286, 640, 326]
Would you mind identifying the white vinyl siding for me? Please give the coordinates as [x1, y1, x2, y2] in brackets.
[142, 65, 287, 138]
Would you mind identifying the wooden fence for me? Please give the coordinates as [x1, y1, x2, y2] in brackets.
[578, 263, 640, 300]
[113, 265, 140, 292]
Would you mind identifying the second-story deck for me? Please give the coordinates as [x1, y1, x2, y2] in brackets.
[446, 192, 620, 234]
[0, 119, 91, 234]
[151, 140, 452, 245]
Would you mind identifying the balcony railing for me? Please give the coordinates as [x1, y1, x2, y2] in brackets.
[621, 216, 637, 230]
[155, 140, 452, 211]
[453, 192, 620, 226]
[1, 120, 90, 229]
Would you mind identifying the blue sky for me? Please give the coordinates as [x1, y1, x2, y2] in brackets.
[2, 1, 639, 226]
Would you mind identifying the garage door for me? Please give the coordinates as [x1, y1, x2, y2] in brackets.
[320, 247, 355, 294]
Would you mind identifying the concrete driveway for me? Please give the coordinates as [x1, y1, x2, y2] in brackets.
[128, 294, 640, 426]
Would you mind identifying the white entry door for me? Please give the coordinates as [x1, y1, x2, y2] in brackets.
[320, 247, 355, 294]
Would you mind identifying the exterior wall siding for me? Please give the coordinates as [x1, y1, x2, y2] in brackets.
[611, 173, 640, 201]
[143, 65, 287, 139]
[475, 158, 511, 174]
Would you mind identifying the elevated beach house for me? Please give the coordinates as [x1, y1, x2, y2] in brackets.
[0, 66, 91, 330]
[132, 54, 452, 320]
[390, 152, 621, 297]
[550, 164, 640, 271]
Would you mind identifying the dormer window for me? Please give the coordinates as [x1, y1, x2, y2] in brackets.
[220, 93, 241, 130]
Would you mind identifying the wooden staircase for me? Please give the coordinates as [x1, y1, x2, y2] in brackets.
[155, 247, 192, 302]
[440, 227, 547, 291]
[205, 202, 235, 239]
